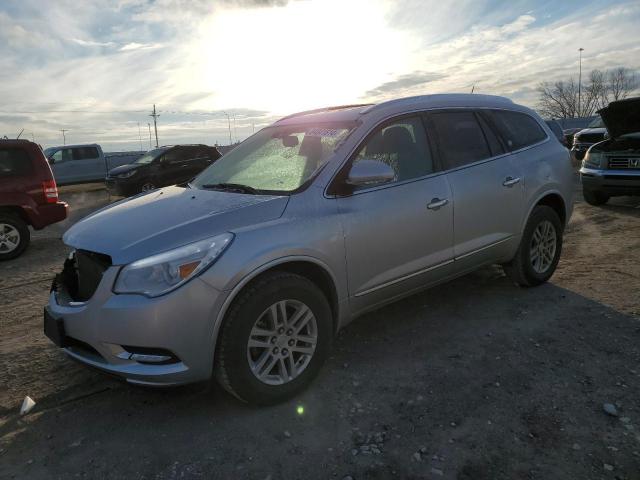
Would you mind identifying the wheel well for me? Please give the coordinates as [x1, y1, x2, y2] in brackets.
[245, 261, 340, 333]
[0, 206, 30, 226]
[535, 194, 566, 226]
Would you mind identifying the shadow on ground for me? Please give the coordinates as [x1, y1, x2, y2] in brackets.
[1, 267, 639, 480]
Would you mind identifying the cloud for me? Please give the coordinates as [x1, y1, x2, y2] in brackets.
[72, 38, 116, 48]
[364, 72, 445, 99]
[119, 42, 162, 51]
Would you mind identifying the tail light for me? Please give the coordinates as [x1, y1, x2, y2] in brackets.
[42, 179, 59, 204]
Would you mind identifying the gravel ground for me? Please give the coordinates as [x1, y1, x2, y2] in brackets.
[1, 183, 639, 480]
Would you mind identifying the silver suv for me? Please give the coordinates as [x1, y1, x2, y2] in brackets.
[45, 94, 574, 404]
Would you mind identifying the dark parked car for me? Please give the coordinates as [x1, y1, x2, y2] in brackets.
[580, 97, 640, 205]
[545, 119, 569, 147]
[571, 116, 608, 161]
[106, 144, 221, 197]
[0, 139, 68, 260]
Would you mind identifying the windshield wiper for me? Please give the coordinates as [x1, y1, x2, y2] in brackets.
[200, 183, 259, 194]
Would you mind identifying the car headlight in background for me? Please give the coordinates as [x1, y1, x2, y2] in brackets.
[114, 233, 233, 297]
[116, 170, 138, 179]
[582, 150, 603, 169]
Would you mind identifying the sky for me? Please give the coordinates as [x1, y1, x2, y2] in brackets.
[0, 0, 639, 151]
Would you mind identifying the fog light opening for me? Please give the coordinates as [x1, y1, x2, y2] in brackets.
[121, 346, 179, 365]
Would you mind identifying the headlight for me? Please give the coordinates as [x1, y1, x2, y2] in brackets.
[583, 150, 603, 169]
[117, 170, 138, 179]
[114, 233, 233, 297]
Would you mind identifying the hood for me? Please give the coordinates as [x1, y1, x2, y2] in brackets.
[63, 186, 289, 265]
[108, 164, 141, 176]
[598, 97, 640, 139]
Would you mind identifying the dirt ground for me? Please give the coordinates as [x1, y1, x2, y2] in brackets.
[1, 182, 639, 480]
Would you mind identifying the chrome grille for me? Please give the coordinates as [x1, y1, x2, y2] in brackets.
[608, 157, 640, 169]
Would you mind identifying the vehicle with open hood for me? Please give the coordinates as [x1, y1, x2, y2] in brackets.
[580, 97, 640, 205]
[44, 94, 573, 404]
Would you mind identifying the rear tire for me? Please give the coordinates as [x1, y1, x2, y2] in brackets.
[503, 206, 563, 287]
[214, 271, 333, 405]
[0, 213, 30, 261]
[583, 189, 609, 206]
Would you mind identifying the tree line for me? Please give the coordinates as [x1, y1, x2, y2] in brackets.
[537, 67, 638, 119]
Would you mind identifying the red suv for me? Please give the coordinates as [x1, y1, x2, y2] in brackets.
[0, 140, 68, 260]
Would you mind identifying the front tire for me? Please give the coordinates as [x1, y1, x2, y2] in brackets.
[503, 206, 563, 287]
[0, 213, 30, 261]
[583, 189, 609, 206]
[214, 272, 333, 405]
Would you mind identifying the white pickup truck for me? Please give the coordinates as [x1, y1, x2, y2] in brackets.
[43, 144, 144, 185]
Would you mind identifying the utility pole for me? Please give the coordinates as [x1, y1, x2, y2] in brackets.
[137, 122, 143, 151]
[147, 123, 152, 149]
[578, 47, 584, 118]
[233, 114, 237, 143]
[61, 129, 68, 145]
[149, 104, 159, 147]
[223, 111, 232, 145]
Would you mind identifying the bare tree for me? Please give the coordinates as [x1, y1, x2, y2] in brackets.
[537, 67, 638, 118]
[537, 79, 579, 119]
[608, 67, 638, 101]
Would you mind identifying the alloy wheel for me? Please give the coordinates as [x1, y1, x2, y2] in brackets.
[247, 299, 318, 385]
[0, 223, 20, 253]
[529, 220, 557, 274]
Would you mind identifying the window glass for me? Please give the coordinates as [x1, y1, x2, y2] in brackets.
[477, 113, 505, 156]
[163, 149, 182, 163]
[52, 148, 73, 163]
[490, 110, 547, 150]
[192, 123, 353, 192]
[0, 148, 31, 176]
[72, 147, 99, 160]
[352, 116, 433, 185]
[430, 112, 491, 169]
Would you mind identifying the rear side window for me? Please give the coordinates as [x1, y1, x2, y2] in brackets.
[490, 110, 547, 150]
[72, 147, 99, 160]
[352, 116, 434, 185]
[0, 148, 31, 176]
[430, 112, 491, 169]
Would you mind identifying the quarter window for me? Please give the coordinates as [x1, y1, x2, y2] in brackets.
[430, 112, 492, 169]
[489, 110, 547, 150]
[352, 116, 433, 185]
[0, 148, 31, 176]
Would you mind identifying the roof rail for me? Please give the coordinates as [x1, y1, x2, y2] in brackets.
[278, 104, 374, 122]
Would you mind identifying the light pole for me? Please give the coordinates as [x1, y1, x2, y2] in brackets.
[578, 47, 584, 117]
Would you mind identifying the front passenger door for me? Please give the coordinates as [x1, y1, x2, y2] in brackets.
[336, 116, 454, 315]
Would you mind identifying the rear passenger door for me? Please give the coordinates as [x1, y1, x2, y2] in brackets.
[427, 110, 523, 266]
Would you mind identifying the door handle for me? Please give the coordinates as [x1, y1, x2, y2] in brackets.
[503, 176, 521, 187]
[427, 198, 448, 210]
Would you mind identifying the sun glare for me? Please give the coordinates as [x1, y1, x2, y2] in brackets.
[189, 0, 414, 114]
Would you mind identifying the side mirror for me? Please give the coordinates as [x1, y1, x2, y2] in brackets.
[282, 135, 299, 147]
[346, 159, 395, 187]
[47, 157, 55, 165]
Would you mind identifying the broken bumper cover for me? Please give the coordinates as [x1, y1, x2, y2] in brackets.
[46, 266, 226, 386]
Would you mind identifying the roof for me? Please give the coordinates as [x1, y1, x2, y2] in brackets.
[275, 93, 518, 126]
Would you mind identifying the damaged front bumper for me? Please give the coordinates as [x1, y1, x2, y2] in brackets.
[45, 251, 226, 386]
